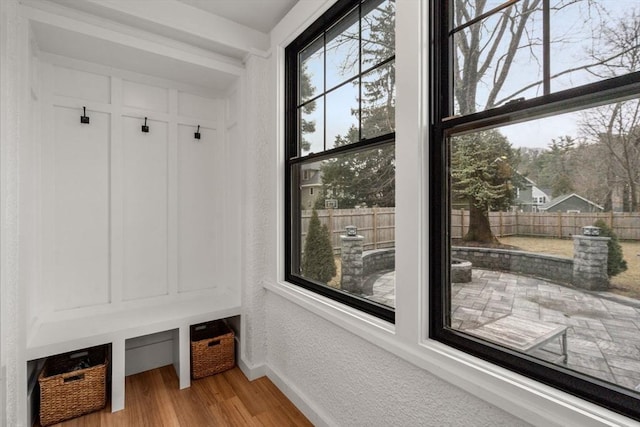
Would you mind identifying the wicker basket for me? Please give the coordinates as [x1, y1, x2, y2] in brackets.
[38, 346, 108, 426]
[191, 320, 235, 379]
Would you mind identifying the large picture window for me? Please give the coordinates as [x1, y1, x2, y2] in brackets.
[285, 0, 396, 322]
[431, 0, 640, 419]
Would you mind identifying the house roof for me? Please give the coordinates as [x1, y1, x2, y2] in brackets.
[516, 175, 551, 197]
[538, 193, 604, 211]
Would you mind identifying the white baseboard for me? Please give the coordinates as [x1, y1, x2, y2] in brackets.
[265, 365, 332, 427]
[237, 357, 331, 426]
[236, 356, 266, 381]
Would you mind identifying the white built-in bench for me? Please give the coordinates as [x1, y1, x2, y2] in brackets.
[26, 292, 241, 412]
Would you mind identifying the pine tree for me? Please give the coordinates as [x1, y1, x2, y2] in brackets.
[451, 130, 519, 242]
[302, 209, 337, 283]
[594, 220, 628, 277]
[315, 126, 395, 209]
[548, 137, 576, 198]
[316, 0, 396, 209]
[360, 0, 395, 137]
[451, 0, 578, 242]
[300, 63, 317, 153]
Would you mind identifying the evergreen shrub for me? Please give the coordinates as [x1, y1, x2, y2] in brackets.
[302, 209, 337, 283]
[594, 219, 628, 277]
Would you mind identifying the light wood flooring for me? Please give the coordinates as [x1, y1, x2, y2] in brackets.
[37, 366, 313, 426]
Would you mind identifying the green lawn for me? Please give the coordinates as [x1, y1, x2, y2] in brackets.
[500, 236, 640, 299]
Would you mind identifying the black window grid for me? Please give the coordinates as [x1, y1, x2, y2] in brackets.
[285, 0, 396, 323]
[430, 0, 640, 420]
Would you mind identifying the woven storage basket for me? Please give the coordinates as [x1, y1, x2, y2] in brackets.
[191, 320, 235, 379]
[38, 345, 108, 426]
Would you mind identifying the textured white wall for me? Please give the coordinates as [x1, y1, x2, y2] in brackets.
[265, 293, 531, 426]
[240, 53, 274, 370]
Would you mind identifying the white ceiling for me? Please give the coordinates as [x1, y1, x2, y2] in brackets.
[177, 0, 299, 33]
[41, 0, 299, 57]
[23, 0, 300, 92]
[31, 21, 239, 93]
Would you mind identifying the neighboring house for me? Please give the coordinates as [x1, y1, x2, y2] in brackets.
[300, 161, 323, 209]
[513, 176, 551, 212]
[538, 193, 604, 213]
[450, 175, 551, 212]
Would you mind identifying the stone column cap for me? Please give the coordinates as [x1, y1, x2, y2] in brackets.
[340, 234, 364, 240]
[572, 235, 610, 241]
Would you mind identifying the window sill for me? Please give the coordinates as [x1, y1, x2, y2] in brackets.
[265, 280, 395, 338]
[265, 280, 635, 426]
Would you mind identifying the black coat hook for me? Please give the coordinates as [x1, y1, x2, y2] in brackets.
[80, 106, 90, 124]
[194, 125, 201, 140]
[141, 117, 149, 133]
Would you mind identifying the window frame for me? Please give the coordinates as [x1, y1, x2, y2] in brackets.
[429, 0, 640, 420]
[284, 0, 396, 323]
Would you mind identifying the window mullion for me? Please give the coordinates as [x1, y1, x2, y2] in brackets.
[543, 0, 550, 95]
[441, 71, 640, 136]
[449, 0, 520, 36]
[358, 1, 363, 142]
[323, 31, 327, 152]
[290, 132, 395, 165]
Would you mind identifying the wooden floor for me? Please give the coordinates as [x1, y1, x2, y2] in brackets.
[38, 366, 313, 426]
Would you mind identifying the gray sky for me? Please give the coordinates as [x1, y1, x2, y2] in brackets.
[495, 0, 639, 149]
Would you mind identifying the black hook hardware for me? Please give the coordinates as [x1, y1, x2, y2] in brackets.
[194, 125, 201, 140]
[80, 106, 90, 124]
[141, 117, 149, 133]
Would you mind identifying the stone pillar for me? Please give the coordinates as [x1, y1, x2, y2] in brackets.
[573, 231, 610, 291]
[341, 226, 364, 294]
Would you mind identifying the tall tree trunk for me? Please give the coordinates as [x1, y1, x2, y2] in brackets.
[463, 202, 497, 243]
[623, 184, 631, 212]
[630, 180, 638, 212]
[602, 188, 613, 212]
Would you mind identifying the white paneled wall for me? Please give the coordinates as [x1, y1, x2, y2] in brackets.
[53, 66, 110, 103]
[122, 115, 169, 301]
[38, 61, 227, 319]
[177, 124, 221, 293]
[122, 80, 168, 112]
[178, 92, 219, 122]
[49, 106, 111, 310]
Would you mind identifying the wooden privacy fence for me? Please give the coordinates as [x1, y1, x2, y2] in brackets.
[451, 210, 640, 240]
[302, 209, 640, 252]
[301, 208, 395, 252]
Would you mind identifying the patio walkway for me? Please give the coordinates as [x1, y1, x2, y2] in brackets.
[366, 270, 395, 307]
[371, 269, 640, 392]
